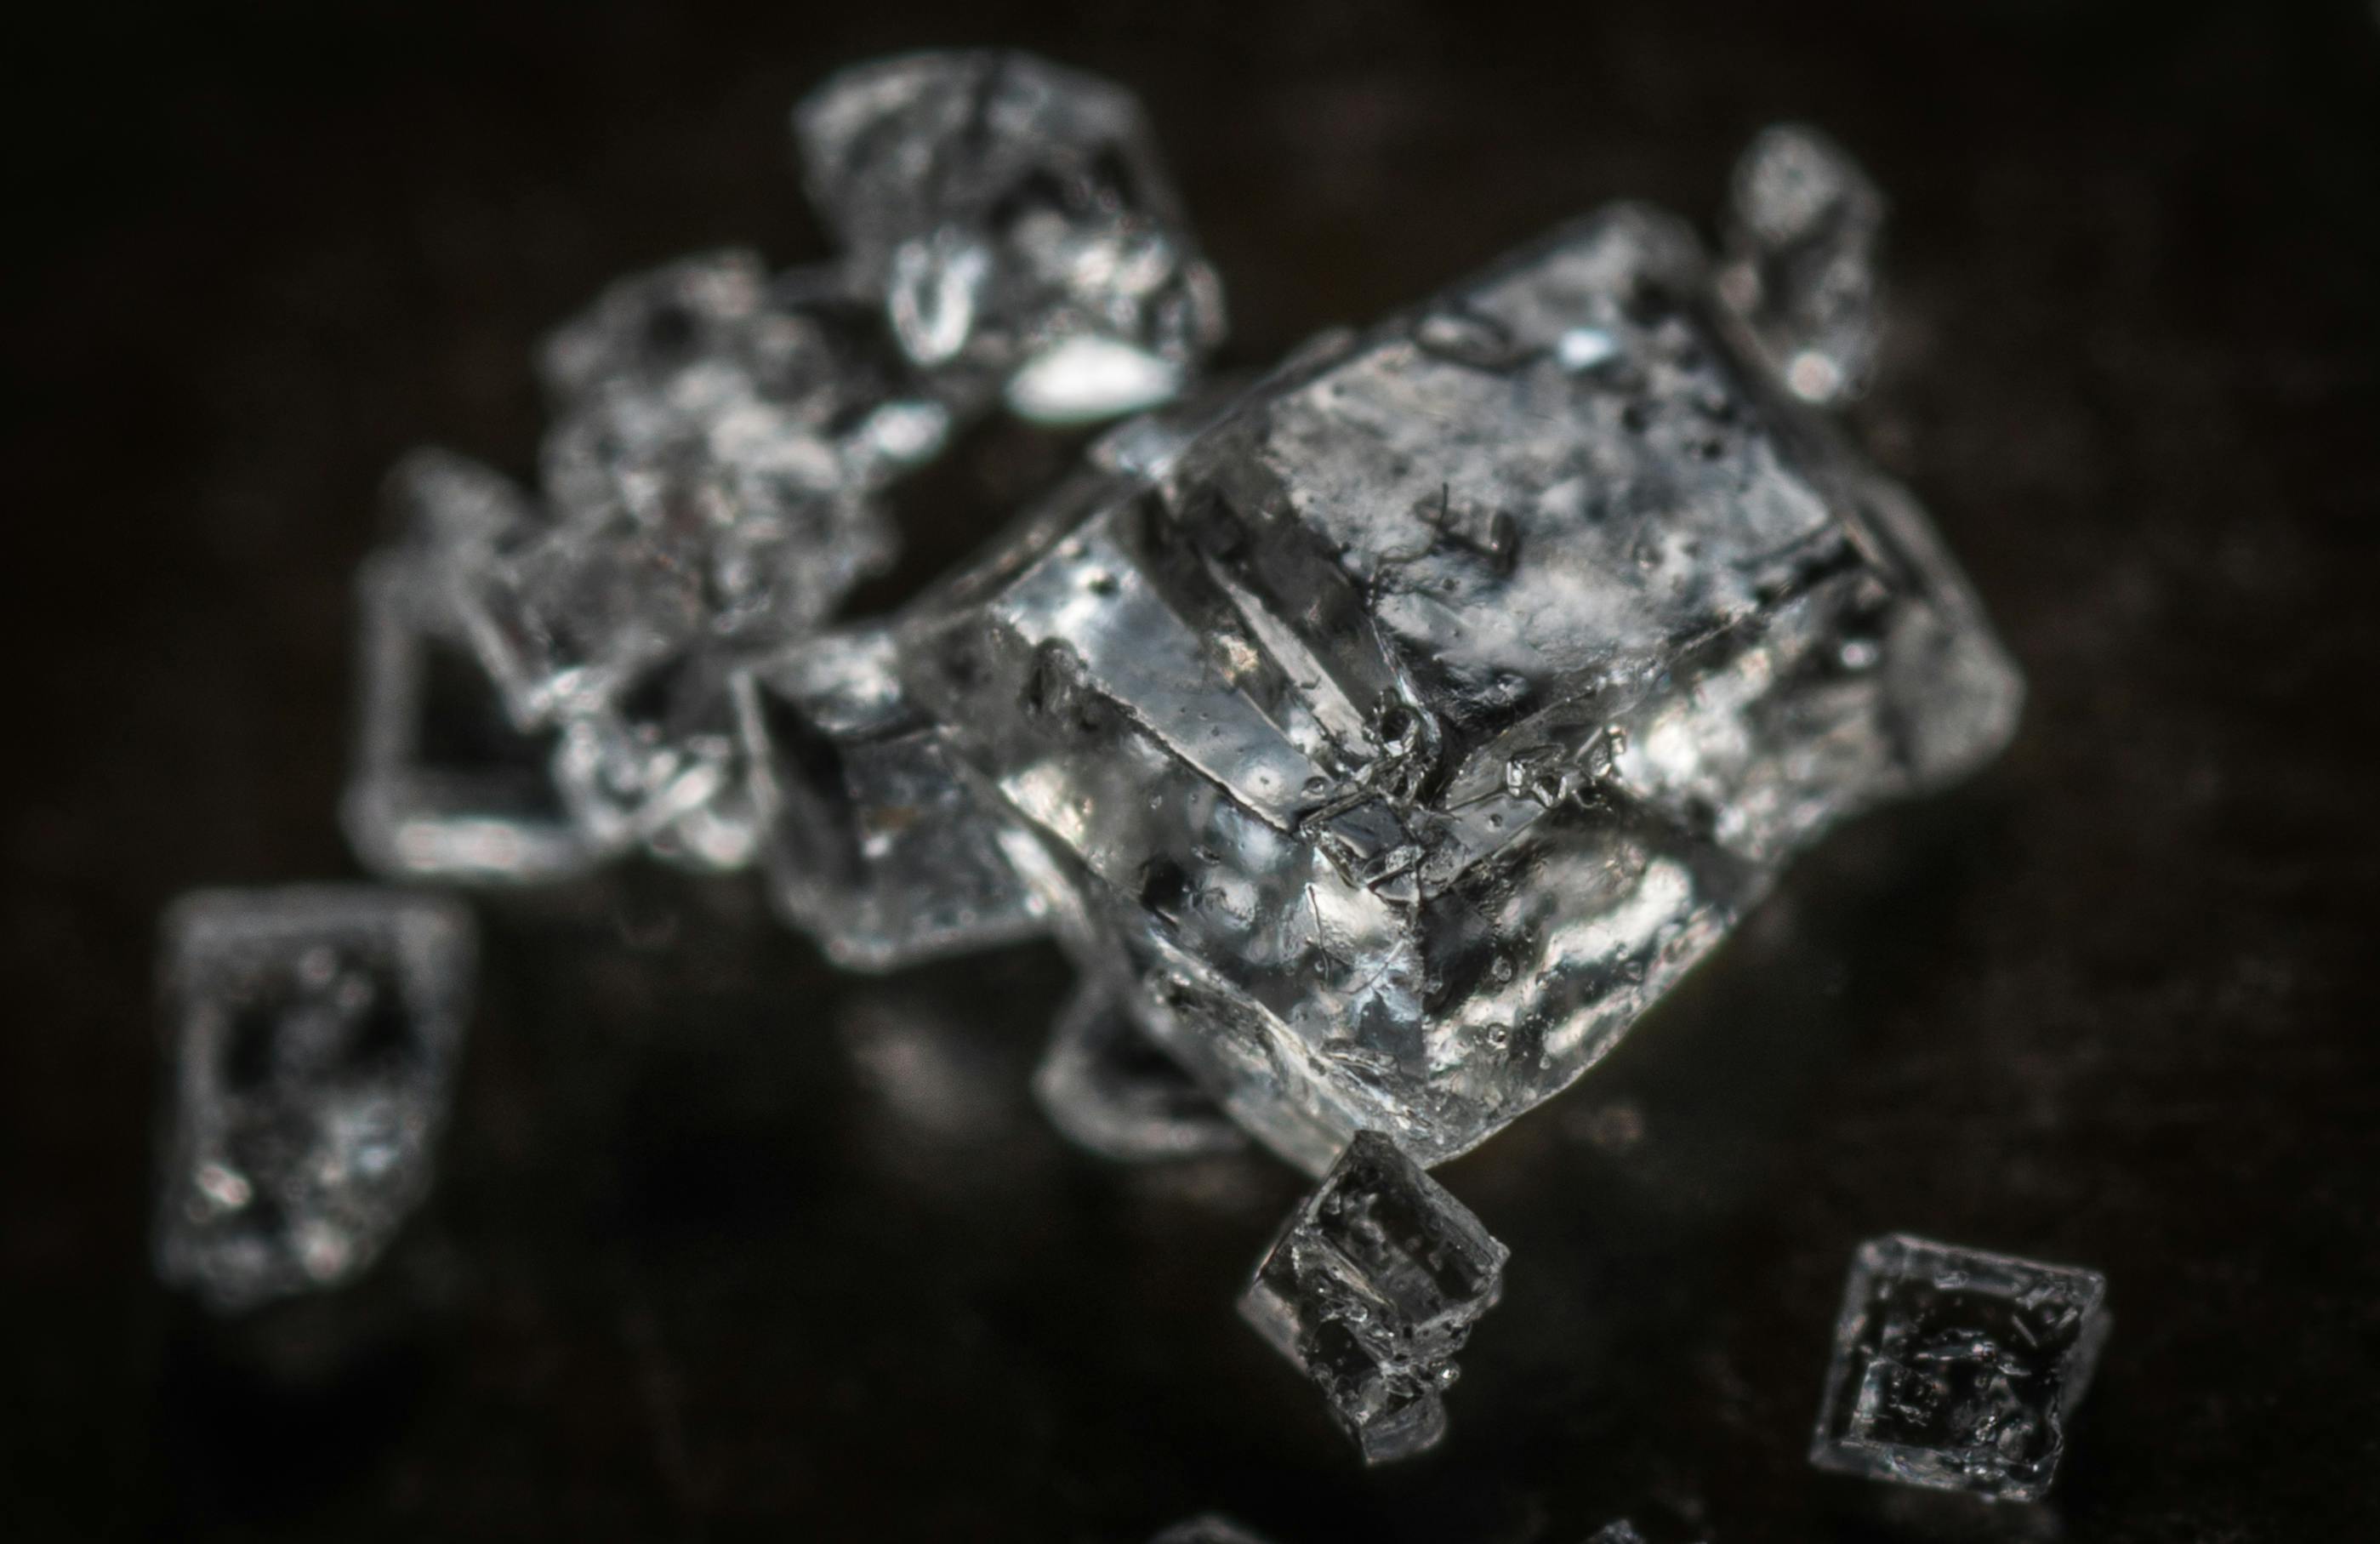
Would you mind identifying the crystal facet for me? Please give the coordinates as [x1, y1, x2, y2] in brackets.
[155, 887, 476, 1313]
[1238, 1131, 1508, 1462]
[1811, 1233, 2111, 1502]
[734, 624, 1044, 970]
[344, 452, 598, 883]
[899, 203, 2023, 1174]
[1717, 124, 1886, 407]
[794, 49, 1225, 423]
[1032, 978, 1245, 1162]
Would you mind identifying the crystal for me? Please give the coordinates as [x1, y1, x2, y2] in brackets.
[1238, 1131, 1508, 1462]
[1586, 1527, 1648, 1544]
[1717, 124, 1886, 407]
[155, 886, 476, 1313]
[1150, 1518, 1273, 1544]
[343, 451, 599, 883]
[453, 255, 952, 869]
[733, 624, 1044, 969]
[898, 198, 2023, 1174]
[794, 49, 1225, 424]
[1810, 1233, 2111, 1502]
[1032, 978, 1244, 1162]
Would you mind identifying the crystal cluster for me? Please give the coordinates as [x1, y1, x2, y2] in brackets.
[1811, 1234, 2110, 1501]
[156, 887, 476, 1313]
[1238, 1132, 1509, 1462]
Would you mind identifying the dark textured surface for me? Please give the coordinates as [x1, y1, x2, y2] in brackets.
[4, 3, 2376, 1539]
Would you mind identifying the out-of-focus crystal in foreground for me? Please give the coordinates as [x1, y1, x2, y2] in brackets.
[1032, 978, 1246, 1163]
[1811, 1234, 2110, 1501]
[155, 887, 476, 1313]
[900, 199, 2023, 1176]
[1239, 1132, 1509, 1462]
[795, 49, 1226, 424]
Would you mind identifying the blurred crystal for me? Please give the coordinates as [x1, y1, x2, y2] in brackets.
[156, 887, 476, 1313]
[1151, 1518, 1273, 1544]
[1586, 1527, 1648, 1544]
[344, 452, 599, 882]
[899, 199, 2023, 1174]
[1811, 1233, 2111, 1502]
[1238, 1131, 1508, 1462]
[735, 624, 1044, 968]
[1717, 124, 1886, 406]
[794, 49, 1224, 423]
[1033, 978, 1245, 1162]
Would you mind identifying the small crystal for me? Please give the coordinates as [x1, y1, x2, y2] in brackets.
[1717, 123, 1886, 407]
[344, 454, 599, 883]
[735, 625, 1044, 969]
[155, 887, 476, 1313]
[1811, 1233, 2111, 1502]
[1032, 978, 1245, 1162]
[794, 50, 1225, 422]
[1238, 1131, 1508, 1463]
[1150, 1518, 1273, 1544]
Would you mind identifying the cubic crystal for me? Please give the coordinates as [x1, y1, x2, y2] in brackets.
[734, 624, 1044, 969]
[155, 886, 476, 1313]
[1238, 1131, 1508, 1462]
[1717, 124, 1886, 407]
[344, 451, 599, 883]
[1811, 1233, 2110, 1502]
[898, 200, 2023, 1174]
[1032, 978, 1244, 1162]
[794, 49, 1224, 423]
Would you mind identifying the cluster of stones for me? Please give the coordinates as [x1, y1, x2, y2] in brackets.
[155, 50, 2100, 1494]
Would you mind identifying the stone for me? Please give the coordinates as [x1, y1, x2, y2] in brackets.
[897, 197, 2023, 1175]
[1717, 124, 1887, 407]
[794, 49, 1225, 424]
[733, 624, 1044, 970]
[155, 886, 476, 1313]
[1032, 977, 1245, 1162]
[344, 451, 599, 883]
[1238, 1131, 1508, 1463]
[1810, 1233, 2111, 1502]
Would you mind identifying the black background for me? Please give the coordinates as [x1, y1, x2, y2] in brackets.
[4, 2, 2376, 1539]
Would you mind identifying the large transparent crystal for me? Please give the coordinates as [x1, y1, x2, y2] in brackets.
[155, 887, 476, 1313]
[344, 451, 599, 883]
[1811, 1234, 2110, 1502]
[1238, 1131, 1508, 1462]
[1032, 978, 1244, 1162]
[1717, 125, 1886, 407]
[897, 202, 2023, 1174]
[733, 624, 1044, 970]
[794, 49, 1225, 424]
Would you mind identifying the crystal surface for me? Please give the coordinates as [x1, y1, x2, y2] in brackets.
[1717, 124, 1886, 407]
[1811, 1233, 2111, 1502]
[455, 254, 952, 869]
[1032, 978, 1245, 1162]
[344, 452, 598, 883]
[155, 886, 476, 1313]
[794, 49, 1225, 424]
[734, 624, 1045, 970]
[898, 201, 2023, 1174]
[1238, 1131, 1508, 1462]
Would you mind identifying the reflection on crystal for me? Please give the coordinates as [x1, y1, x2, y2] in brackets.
[901, 201, 2022, 1174]
[1032, 977, 1245, 1162]
[1811, 1234, 2110, 1502]
[1238, 1131, 1507, 1463]
[156, 887, 476, 1313]
[794, 49, 1224, 420]
[736, 625, 1044, 969]
[1151, 1517, 1273, 1544]
[344, 453, 598, 882]
[1717, 124, 1886, 407]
